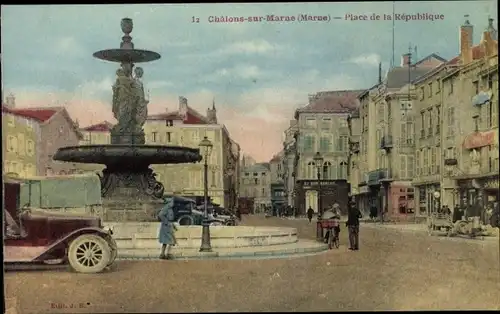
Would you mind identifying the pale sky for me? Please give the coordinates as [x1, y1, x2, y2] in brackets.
[1, 2, 497, 161]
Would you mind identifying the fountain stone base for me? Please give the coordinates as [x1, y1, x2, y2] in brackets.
[100, 199, 164, 222]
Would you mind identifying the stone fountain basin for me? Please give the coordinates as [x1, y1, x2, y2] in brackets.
[106, 223, 298, 249]
[52, 145, 202, 165]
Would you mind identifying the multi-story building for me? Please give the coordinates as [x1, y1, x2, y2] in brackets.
[2, 98, 82, 175]
[144, 97, 239, 208]
[76, 121, 113, 174]
[438, 17, 498, 224]
[282, 120, 298, 206]
[80, 121, 113, 145]
[2, 94, 40, 178]
[356, 54, 445, 219]
[347, 108, 361, 200]
[229, 139, 241, 209]
[239, 162, 271, 212]
[292, 90, 362, 215]
[269, 151, 285, 211]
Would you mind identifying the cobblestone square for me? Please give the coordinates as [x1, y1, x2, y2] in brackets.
[5, 216, 499, 313]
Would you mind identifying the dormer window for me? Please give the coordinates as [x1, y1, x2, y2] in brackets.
[166, 120, 173, 126]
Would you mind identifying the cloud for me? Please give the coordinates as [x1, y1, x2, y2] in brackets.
[347, 53, 381, 67]
[4, 2, 497, 161]
[148, 80, 174, 89]
[220, 39, 281, 55]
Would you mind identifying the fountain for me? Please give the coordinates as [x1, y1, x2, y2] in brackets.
[53, 18, 202, 221]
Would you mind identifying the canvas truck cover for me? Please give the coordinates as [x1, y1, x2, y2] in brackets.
[18, 174, 102, 208]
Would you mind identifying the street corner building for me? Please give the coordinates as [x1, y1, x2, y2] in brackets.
[289, 90, 362, 215]
[144, 97, 240, 209]
[349, 16, 498, 223]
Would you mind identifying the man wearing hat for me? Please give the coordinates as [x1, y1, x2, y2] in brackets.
[346, 200, 362, 250]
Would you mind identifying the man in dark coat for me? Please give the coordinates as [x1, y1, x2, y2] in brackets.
[307, 206, 314, 223]
[346, 201, 362, 250]
[158, 198, 178, 259]
[369, 204, 377, 221]
[452, 204, 463, 223]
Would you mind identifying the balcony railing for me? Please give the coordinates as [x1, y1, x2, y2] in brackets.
[380, 135, 393, 149]
[427, 127, 433, 138]
[420, 129, 425, 139]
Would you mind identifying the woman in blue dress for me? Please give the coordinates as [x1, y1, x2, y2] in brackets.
[158, 198, 178, 259]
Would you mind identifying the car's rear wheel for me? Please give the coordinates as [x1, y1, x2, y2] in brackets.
[68, 234, 111, 273]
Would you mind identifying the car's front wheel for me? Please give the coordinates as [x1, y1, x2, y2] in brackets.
[107, 237, 118, 266]
[68, 234, 111, 273]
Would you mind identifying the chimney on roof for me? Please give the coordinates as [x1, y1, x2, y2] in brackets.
[401, 53, 411, 67]
[486, 17, 498, 40]
[5, 93, 15, 108]
[179, 96, 188, 118]
[481, 17, 498, 57]
[460, 15, 474, 65]
[378, 62, 382, 83]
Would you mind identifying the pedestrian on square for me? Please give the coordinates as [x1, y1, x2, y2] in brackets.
[158, 198, 178, 260]
[452, 204, 463, 223]
[307, 206, 314, 223]
[346, 201, 362, 251]
[369, 203, 377, 221]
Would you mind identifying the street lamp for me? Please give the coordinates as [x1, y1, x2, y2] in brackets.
[313, 152, 324, 241]
[199, 136, 213, 252]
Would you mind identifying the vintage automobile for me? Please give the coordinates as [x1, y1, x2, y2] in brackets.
[4, 181, 117, 274]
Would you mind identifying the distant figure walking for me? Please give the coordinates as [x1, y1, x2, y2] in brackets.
[307, 206, 314, 223]
[158, 198, 178, 260]
[346, 201, 362, 251]
[369, 203, 378, 221]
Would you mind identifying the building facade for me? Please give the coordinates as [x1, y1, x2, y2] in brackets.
[2, 95, 40, 179]
[437, 17, 498, 224]
[144, 97, 239, 208]
[2, 100, 82, 176]
[76, 121, 114, 174]
[239, 163, 271, 212]
[282, 120, 298, 206]
[292, 91, 361, 215]
[355, 53, 445, 220]
[269, 152, 285, 211]
[347, 109, 361, 201]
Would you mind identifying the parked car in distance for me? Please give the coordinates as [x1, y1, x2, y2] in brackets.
[4, 181, 117, 274]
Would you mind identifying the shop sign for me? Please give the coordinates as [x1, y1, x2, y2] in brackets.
[463, 131, 495, 149]
[303, 180, 337, 187]
[484, 178, 499, 189]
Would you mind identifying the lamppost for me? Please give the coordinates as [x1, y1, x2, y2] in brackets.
[313, 151, 324, 241]
[199, 136, 213, 252]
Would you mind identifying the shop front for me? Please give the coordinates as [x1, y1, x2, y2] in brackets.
[456, 174, 499, 225]
[455, 129, 498, 224]
[295, 179, 350, 215]
[355, 184, 371, 215]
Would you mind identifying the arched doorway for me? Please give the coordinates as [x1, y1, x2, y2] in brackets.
[305, 190, 318, 213]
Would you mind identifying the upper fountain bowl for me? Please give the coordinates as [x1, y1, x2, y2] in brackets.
[93, 49, 161, 63]
[53, 145, 202, 166]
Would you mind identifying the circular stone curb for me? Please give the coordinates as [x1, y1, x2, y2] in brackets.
[116, 242, 329, 260]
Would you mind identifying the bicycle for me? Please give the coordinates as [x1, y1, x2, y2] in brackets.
[320, 218, 340, 249]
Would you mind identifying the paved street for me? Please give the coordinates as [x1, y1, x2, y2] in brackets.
[5, 216, 500, 313]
